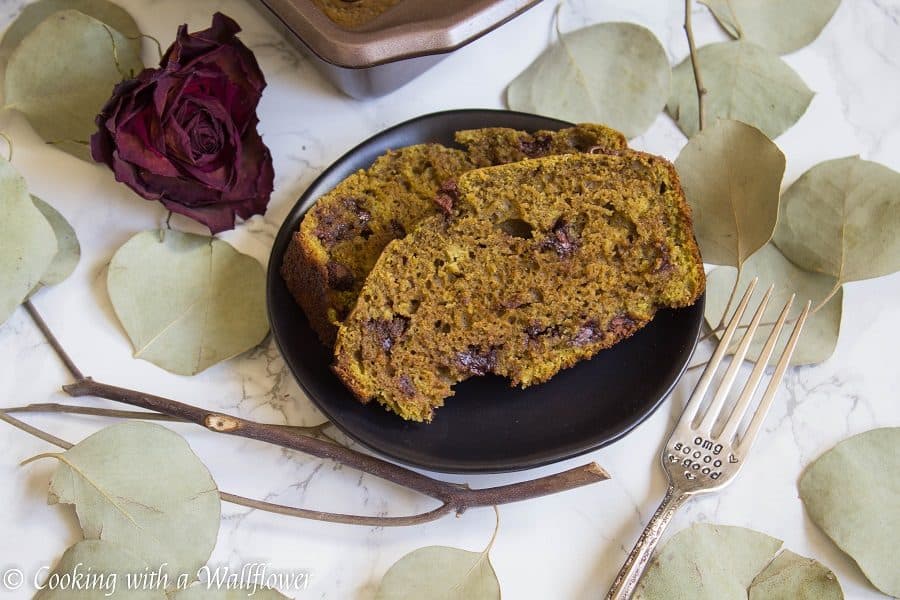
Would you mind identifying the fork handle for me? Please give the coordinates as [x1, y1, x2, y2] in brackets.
[605, 486, 689, 600]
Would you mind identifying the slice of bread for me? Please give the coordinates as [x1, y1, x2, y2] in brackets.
[333, 152, 705, 422]
[281, 124, 627, 346]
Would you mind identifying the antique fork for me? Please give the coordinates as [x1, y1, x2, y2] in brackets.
[605, 279, 811, 600]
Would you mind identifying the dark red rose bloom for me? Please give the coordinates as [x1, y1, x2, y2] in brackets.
[91, 13, 273, 233]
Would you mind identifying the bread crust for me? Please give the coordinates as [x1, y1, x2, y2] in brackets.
[643, 151, 706, 307]
[280, 230, 340, 346]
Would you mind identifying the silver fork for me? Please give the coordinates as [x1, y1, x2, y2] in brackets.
[605, 279, 811, 600]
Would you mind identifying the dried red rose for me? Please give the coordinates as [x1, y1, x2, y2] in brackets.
[91, 13, 273, 233]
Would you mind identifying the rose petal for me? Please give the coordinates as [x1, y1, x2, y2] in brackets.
[162, 13, 242, 68]
[161, 196, 238, 234]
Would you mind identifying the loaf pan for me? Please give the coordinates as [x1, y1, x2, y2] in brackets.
[253, 0, 542, 98]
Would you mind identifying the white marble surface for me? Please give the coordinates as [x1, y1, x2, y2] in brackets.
[1, 0, 898, 598]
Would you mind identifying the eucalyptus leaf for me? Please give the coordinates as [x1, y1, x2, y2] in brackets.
[107, 230, 269, 375]
[40, 422, 221, 586]
[4, 9, 143, 161]
[173, 586, 290, 599]
[633, 523, 782, 600]
[799, 427, 900, 596]
[507, 22, 670, 139]
[667, 41, 813, 139]
[0, 0, 142, 65]
[31, 196, 81, 291]
[35, 540, 166, 599]
[0, 158, 56, 325]
[701, 0, 841, 55]
[705, 244, 842, 365]
[748, 549, 843, 600]
[674, 119, 784, 267]
[774, 156, 900, 284]
[375, 546, 500, 600]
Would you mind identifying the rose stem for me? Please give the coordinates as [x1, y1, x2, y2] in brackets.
[10, 298, 610, 526]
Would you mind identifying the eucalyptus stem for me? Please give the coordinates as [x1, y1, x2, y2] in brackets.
[0, 132, 13, 162]
[0, 412, 73, 450]
[9, 297, 611, 527]
[62, 377, 610, 511]
[23, 299, 83, 380]
[1, 403, 334, 440]
[0, 410, 451, 527]
[713, 264, 743, 332]
[684, 0, 707, 131]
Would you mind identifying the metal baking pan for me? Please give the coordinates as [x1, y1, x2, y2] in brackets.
[253, 0, 542, 97]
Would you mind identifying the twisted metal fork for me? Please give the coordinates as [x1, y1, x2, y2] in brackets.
[606, 279, 811, 600]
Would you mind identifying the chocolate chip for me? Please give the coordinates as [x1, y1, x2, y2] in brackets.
[654, 243, 673, 274]
[366, 316, 410, 353]
[573, 320, 601, 346]
[455, 344, 500, 376]
[389, 219, 406, 237]
[541, 217, 579, 258]
[434, 180, 460, 215]
[398, 375, 416, 396]
[525, 322, 560, 341]
[519, 133, 552, 158]
[326, 261, 355, 291]
[607, 314, 637, 337]
[501, 294, 530, 309]
[343, 197, 371, 224]
[314, 196, 372, 246]
[314, 214, 352, 246]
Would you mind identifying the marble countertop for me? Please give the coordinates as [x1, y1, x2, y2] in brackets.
[1, 0, 898, 598]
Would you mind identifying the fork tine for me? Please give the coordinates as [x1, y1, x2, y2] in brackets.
[720, 293, 795, 441]
[682, 278, 759, 422]
[736, 300, 812, 453]
[697, 284, 774, 433]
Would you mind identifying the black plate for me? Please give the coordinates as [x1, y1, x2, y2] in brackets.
[267, 109, 703, 473]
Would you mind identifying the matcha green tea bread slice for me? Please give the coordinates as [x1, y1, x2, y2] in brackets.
[281, 143, 470, 346]
[332, 152, 705, 422]
[280, 124, 627, 346]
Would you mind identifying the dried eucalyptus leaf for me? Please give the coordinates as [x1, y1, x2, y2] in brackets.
[700, 0, 841, 55]
[0, 159, 56, 325]
[705, 244, 842, 365]
[0, 0, 142, 65]
[633, 523, 782, 600]
[3, 10, 143, 161]
[35, 540, 166, 599]
[748, 549, 844, 600]
[774, 156, 900, 284]
[375, 546, 500, 600]
[507, 22, 670, 139]
[107, 230, 269, 375]
[173, 586, 289, 599]
[799, 428, 900, 596]
[31, 196, 80, 290]
[674, 119, 784, 267]
[44, 422, 221, 586]
[667, 41, 813, 139]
